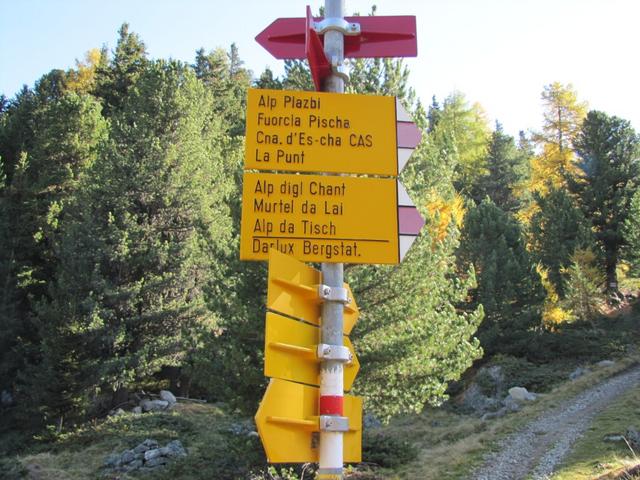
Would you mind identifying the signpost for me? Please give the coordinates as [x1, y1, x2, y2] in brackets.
[245, 88, 397, 176]
[244, 3, 421, 478]
[240, 171, 399, 264]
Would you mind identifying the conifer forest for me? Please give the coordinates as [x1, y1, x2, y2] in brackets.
[1, 23, 639, 465]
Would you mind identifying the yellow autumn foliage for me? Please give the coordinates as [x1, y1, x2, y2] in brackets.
[537, 264, 573, 329]
[66, 48, 103, 94]
[423, 191, 466, 245]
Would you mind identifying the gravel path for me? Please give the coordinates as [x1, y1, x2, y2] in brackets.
[470, 365, 640, 480]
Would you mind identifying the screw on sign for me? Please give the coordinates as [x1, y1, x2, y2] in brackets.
[245, 3, 420, 479]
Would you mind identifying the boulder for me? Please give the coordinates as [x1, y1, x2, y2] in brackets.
[160, 390, 177, 405]
[508, 386, 536, 402]
[103, 453, 121, 468]
[502, 395, 522, 413]
[125, 459, 143, 471]
[140, 399, 169, 412]
[144, 448, 162, 461]
[626, 427, 640, 448]
[104, 438, 186, 474]
[166, 440, 187, 457]
[121, 449, 136, 464]
[132, 406, 142, 415]
[145, 456, 168, 468]
[461, 383, 501, 415]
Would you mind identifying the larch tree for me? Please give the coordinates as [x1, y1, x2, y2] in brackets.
[529, 82, 587, 194]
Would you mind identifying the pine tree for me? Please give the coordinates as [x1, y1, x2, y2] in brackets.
[569, 110, 640, 299]
[193, 44, 251, 137]
[472, 122, 525, 212]
[94, 23, 148, 116]
[622, 189, 640, 275]
[458, 200, 545, 355]
[344, 63, 482, 419]
[28, 60, 234, 425]
[0, 91, 107, 421]
[529, 187, 592, 297]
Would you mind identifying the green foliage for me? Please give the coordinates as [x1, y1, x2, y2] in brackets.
[472, 123, 526, 213]
[458, 200, 545, 355]
[193, 44, 251, 137]
[362, 431, 418, 468]
[562, 249, 606, 323]
[0, 457, 26, 480]
[622, 189, 640, 275]
[21, 60, 234, 427]
[438, 92, 491, 193]
[343, 54, 482, 420]
[570, 110, 640, 297]
[94, 23, 148, 116]
[529, 186, 592, 297]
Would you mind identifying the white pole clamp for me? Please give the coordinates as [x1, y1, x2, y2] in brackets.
[320, 415, 349, 432]
[313, 17, 361, 35]
[317, 343, 353, 363]
[318, 284, 350, 304]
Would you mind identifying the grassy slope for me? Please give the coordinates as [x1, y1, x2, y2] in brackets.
[551, 385, 640, 480]
[11, 404, 269, 480]
[3, 304, 639, 480]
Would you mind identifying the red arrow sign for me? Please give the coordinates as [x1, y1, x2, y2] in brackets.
[305, 6, 331, 91]
[256, 15, 417, 60]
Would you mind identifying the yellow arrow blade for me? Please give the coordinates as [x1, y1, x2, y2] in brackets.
[267, 249, 359, 334]
[255, 378, 362, 464]
[264, 312, 360, 391]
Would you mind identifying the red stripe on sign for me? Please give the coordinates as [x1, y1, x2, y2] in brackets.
[399, 206, 425, 235]
[397, 121, 422, 149]
[319, 395, 344, 415]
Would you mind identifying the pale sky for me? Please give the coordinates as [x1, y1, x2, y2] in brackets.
[1, 0, 639, 137]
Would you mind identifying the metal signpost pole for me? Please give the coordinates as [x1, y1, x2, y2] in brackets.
[318, 1, 346, 479]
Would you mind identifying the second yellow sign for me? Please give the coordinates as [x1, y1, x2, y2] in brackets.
[240, 172, 399, 264]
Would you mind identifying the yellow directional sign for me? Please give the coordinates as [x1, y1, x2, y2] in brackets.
[240, 172, 399, 264]
[267, 250, 358, 334]
[255, 378, 362, 463]
[245, 88, 396, 176]
[264, 312, 360, 391]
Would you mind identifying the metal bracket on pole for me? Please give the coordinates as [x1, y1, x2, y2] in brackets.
[313, 17, 361, 35]
[317, 343, 353, 364]
[330, 55, 350, 83]
[319, 415, 350, 432]
[318, 284, 350, 304]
